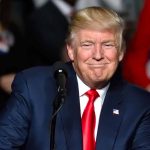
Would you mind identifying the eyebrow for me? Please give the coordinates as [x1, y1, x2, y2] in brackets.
[80, 40, 95, 43]
[80, 39, 115, 44]
[101, 39, 115, 43]
[80, 40, 94, 43]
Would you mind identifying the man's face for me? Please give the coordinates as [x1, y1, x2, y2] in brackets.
[67, 29, 124, 88]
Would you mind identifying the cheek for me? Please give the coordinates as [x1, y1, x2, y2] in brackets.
[77, 52, 87, 60]
[106, 50, 120, 61]
[73, 50, 91, 62]
[77, 49, 92, 60]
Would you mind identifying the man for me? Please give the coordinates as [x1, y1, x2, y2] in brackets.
[0, 7, 150, 150]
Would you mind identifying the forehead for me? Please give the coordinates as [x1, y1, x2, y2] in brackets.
[77, 29, 115, 42]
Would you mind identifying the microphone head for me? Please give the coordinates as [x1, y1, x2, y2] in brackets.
[53, 61, 67, 79]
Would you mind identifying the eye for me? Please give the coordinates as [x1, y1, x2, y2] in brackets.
[81, 42, 94, 49]
[102, 42, 116, 49]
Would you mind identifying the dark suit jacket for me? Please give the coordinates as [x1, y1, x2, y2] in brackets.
[0, 62, 150, 150]
[26, 0, 69, 66]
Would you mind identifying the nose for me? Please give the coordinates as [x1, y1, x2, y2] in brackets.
[93, 44, 104, 60]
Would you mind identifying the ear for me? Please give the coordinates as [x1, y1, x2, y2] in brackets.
[119, 51, 124, 62]
[67, 44, 74, 61]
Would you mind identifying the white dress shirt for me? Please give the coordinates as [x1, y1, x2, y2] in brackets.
[77, 76, 110, 140]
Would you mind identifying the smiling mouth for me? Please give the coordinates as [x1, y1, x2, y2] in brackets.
[88, 63, 108, 68]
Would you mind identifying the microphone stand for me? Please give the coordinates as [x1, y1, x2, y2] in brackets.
[50, 87, 66, 150]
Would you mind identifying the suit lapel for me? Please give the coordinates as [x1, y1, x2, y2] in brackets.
[96, 79, 124, 150]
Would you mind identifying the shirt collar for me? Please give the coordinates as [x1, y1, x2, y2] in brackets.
[77, 75, 110, 99]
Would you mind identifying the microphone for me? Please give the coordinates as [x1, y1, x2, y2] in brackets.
[53, 61, 68, 97]
[51, 62, 68, 150]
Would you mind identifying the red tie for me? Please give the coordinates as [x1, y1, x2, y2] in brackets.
[82, 89, 99, 150]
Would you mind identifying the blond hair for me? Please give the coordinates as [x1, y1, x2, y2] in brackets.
[66, 6, 126, 53]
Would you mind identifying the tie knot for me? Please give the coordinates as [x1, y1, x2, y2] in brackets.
[85, 89, 99, 102]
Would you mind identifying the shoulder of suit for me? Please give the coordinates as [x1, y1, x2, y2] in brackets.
[123, 81, 150, 103]
[17, 66, 52, 80]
